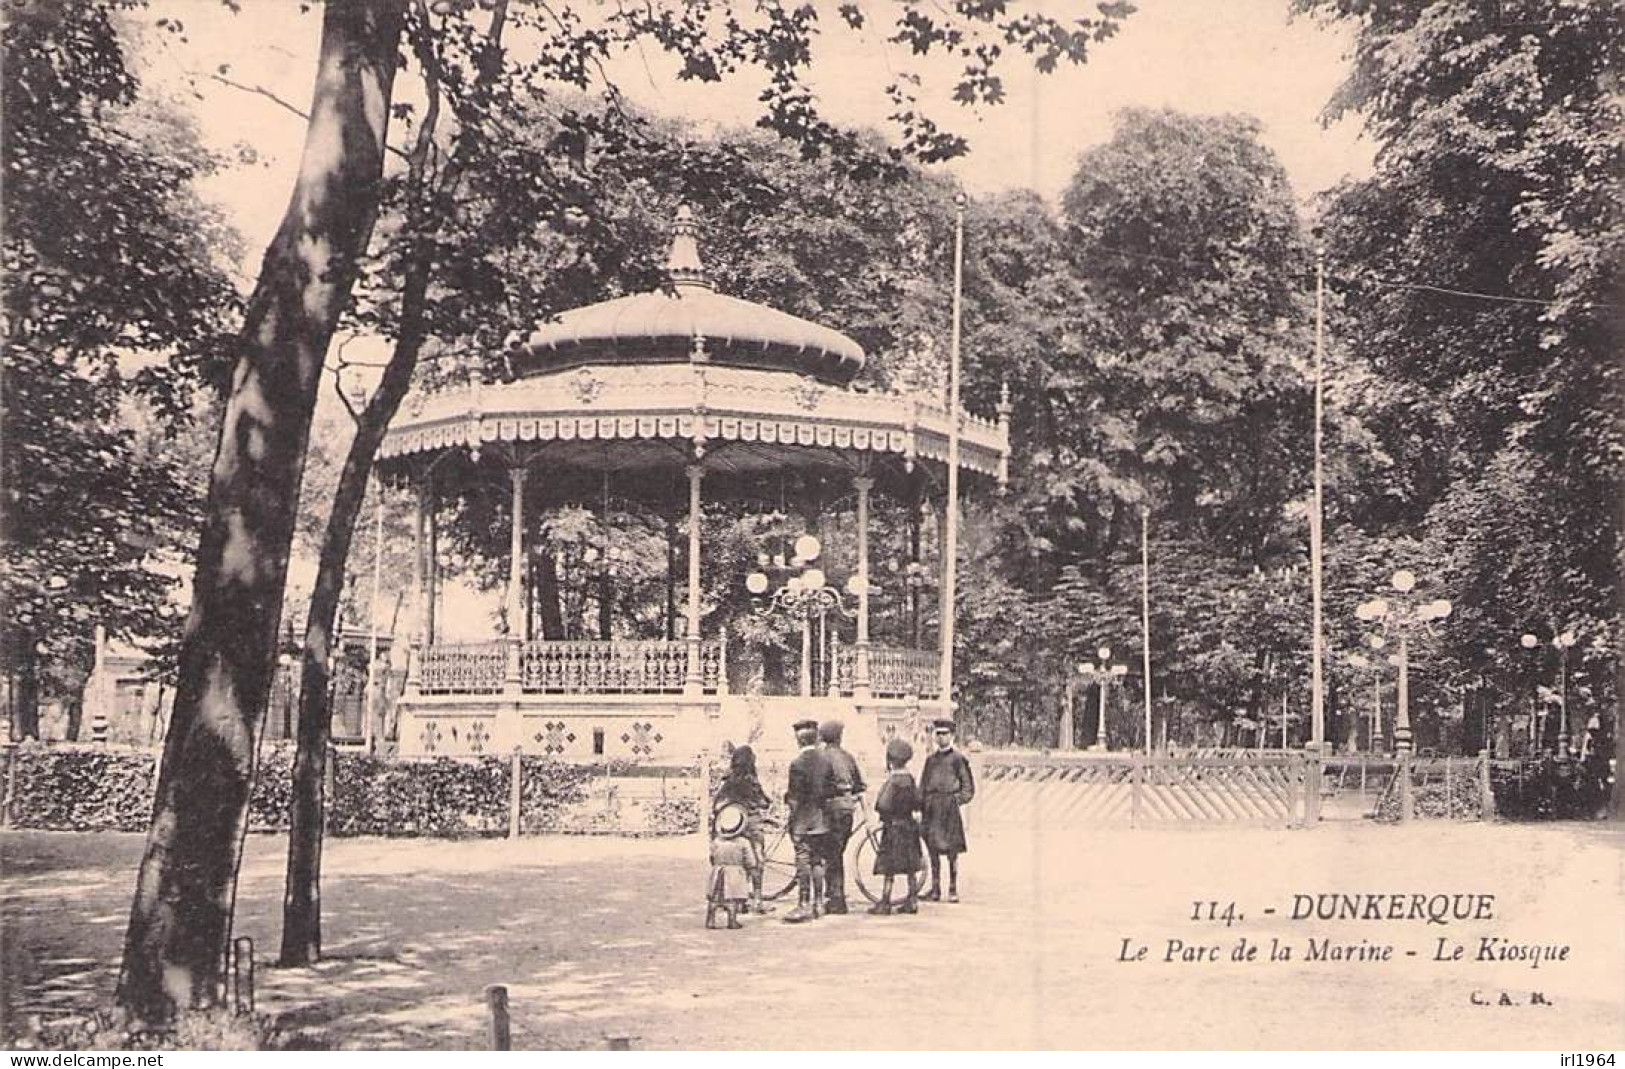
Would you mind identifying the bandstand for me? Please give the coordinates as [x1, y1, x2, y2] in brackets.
[375, 207, 1008, 769]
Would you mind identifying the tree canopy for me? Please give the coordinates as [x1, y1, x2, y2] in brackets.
[1, 0, 240, 735]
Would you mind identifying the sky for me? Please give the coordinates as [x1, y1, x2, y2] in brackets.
[140, 0, 1374, 271]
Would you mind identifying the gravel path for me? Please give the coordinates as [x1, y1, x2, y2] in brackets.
[3, 820, 1622, 1049]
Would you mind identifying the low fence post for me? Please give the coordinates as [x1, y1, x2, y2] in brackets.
[1129, 755, 1142, 828]
[1398, 751, 1414, 821]
[1302, 747, 1322, 827]
[485, 984, 511, 1051]
[509, 747, 523, 840]
[0, 741, 15, 828]
[231, 936, 255, 1015]
[1477, 749, 1495, 821]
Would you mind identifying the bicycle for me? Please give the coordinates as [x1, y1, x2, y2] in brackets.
[758, 798, 925, 906]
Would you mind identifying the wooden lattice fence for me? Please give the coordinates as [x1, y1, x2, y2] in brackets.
[973, 752, 1316, 828]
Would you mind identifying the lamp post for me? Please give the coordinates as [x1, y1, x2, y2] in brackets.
[1518, 632, 1543, 755]
[1516, 630, 1564, 755]
[1076, 646, 1129, 752]
[1346, 651, 1384, 754]
[1553, 629, 1577, 760]
[940, 191, 967, 708]
[1355, 569, 1452, 754]
[1524, 629, 1579, 759]
[746, 534, 863, 697]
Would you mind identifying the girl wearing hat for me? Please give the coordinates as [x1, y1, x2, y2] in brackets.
[707, 803, 752, 929]
[869, 737, 924, 915]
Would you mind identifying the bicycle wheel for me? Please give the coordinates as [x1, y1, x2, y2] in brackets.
[759, 821, 799, 901]
[851, 827, 881, 904]
[852, 825, 929, 905]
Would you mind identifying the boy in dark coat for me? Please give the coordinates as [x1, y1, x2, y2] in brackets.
[918, 718, 974, 902]
[783, 718, 834, 923]
[869, 737, 924, 915]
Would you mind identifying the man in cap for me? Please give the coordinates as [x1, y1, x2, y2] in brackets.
[783, 718, 835, 922]
[918, 717, 975, 902]
[817, 719, 866, 914]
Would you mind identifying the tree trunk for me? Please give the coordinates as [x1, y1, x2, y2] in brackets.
[117, 0, 405, 1021]
[281, 250, 431, 968]
[12, 632, 40, 741]
[280, 9, 447, 960]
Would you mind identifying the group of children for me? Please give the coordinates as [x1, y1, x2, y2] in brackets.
[705, 732, 939, 930]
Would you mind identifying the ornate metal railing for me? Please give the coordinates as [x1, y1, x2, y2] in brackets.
[417, 642, 507, 695]
[831, 643, 940, 699]
[413, 639, 725, 696]
[872, 646, 940, 699]
[520, 639, 722, 695]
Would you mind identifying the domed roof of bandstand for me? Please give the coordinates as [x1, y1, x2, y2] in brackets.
[506, 206, 866, 386]
[377, 207, 1009, 495]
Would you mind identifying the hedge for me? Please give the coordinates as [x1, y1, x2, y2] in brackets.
[1489, 755, 1611, 820]
[2, 743, 702, 836]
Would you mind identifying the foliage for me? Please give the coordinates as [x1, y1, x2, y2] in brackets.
[643, 797, 701, 836]
[249, 745, 296, 831]
[954, 109, 1319, 742]
[516, 755, 596, 831]
[6, 743, 158, 830]
[1054, 107, 1313, 558]
[1372, 759, 1488, 822]
[3, 743, 690, 835]
[1, 0, 240, 728]
[1489, 754, 1613, 822]
[8, 1006, 291, 1051]
[330, 754, 509, 837]
[1301, 0, 1621, 725]
[290, 405, 418, 634]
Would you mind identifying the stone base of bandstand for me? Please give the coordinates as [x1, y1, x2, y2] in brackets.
[394, 691, 948, 779]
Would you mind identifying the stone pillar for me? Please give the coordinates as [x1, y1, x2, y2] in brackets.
[505, 466, 527, 692]
[407, 475, 429, 692]
[799, 613, 812, 698]
[427, 494, 439, 646]
[684, 463, 704, 695]
[506, 466, 527, 634]
[853, 475, 874, 701]
[1059, 676, 1075, 751]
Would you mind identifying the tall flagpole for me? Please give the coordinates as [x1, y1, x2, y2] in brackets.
[939, 192, 967, 711]
[1310, 247, 1327, 751]
[1140, 506, 1153, 754]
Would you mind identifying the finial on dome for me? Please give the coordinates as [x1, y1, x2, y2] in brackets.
[667, 204, 713, 291]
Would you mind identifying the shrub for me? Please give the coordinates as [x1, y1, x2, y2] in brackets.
[644, 797, 701, 836]
[249, 745, 296, 831]
[518, 757, 596, 833]
[331, 754, 509, 837]
[1490, 755, 1611, 820]
[10, 1007, 289, 1051]
[6, 744, 156, 830]
[5, 745, 706, 836]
